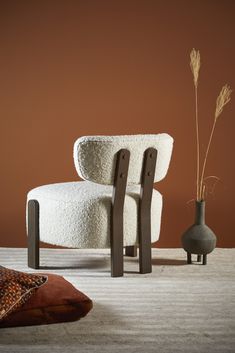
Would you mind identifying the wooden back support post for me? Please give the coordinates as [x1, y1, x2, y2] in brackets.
[111, 147, 157, 277]
[111, 149, 130, 277]
[139, 148, 158, 274]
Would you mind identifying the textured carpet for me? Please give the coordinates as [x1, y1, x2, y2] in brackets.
[0, 248, 234, 353]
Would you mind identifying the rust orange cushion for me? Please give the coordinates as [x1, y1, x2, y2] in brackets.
[0, 272, 92, 328]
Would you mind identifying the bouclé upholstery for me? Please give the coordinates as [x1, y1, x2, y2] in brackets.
[73, 134, 173, 185]
[27, 134, 173, 251]
[27, 181, 162, 248]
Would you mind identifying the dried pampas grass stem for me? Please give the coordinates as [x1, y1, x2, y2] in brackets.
[190, 49, 200, 87]
[190, 48, 201, 200]
[189, 48, 232, 201]
[215, 85, 232, 120]
[199, 85, 232, 199]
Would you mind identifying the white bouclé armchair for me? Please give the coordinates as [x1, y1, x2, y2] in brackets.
[27, 134, 173, 277]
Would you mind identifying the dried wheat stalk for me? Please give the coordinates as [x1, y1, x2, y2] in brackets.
[190, 49, 201, 200]
[190, 49, 200, 87]
[215, 85, 232, 120]
[199, 85, 232, 200]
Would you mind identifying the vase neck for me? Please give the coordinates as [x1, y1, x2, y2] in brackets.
[195, 201, 205, 225]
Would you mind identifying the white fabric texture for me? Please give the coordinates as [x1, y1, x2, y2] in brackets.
[27, 181, 162, 248]
[73, 134, 173, 185]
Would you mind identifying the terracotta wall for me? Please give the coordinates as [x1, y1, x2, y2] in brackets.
[0, 0, 234, 248]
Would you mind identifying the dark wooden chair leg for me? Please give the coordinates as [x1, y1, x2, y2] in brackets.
[111, 149, 130, 277]
[125, 246, 137, 257]
[202, 254, 207, 265]
[139, 246, 151, 273]
[187, 252, 192, 264]
[111, 229, 123, 277]
[28, 199, 40, 269]
[197, 255, 202, 262]
[139, 148, 157, 274]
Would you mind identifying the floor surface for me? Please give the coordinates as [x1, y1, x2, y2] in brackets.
[0, 248, 234, 353]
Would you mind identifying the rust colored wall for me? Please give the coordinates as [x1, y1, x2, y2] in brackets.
[0, 0, 234, 248]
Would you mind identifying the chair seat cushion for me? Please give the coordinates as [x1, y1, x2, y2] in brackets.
[27, 181, 162, 248]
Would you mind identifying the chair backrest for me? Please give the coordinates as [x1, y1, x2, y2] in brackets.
[73, 134, 173, 185]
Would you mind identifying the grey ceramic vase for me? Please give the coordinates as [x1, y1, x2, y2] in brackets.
[182, 200, 217, 265]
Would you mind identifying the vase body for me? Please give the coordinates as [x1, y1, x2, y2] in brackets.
[182, 201, 217, 255]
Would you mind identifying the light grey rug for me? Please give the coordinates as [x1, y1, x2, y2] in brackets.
[0, 248, 234, 353]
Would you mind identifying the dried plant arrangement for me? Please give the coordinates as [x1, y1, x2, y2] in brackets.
[181, 51, 232, 265]
[190, 49, 232, 201]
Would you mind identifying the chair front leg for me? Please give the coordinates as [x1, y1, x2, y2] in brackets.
[28, 199, 40, 269]
[111, 215, 123, 277]
[139, 148, 157, 274]
[139, 221, 152, 274]
[111, 149, 130, 277]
